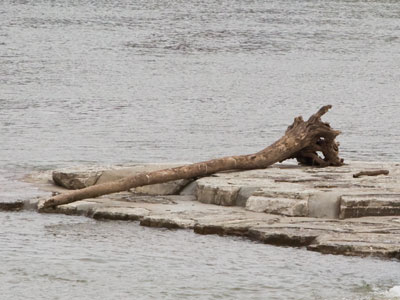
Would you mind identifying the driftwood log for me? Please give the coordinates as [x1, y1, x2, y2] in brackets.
[353, 170, 389, 178]
[39, 105, 343, 210]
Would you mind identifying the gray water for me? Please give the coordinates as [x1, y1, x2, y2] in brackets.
[1, 0, 400, 299]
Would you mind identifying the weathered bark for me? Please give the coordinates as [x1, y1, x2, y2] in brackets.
[39, 105, 343, 210]
[353, 170, 389, 178]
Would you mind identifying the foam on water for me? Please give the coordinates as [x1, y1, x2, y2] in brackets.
[386, 286, 400, 298]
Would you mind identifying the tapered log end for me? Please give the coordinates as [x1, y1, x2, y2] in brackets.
[37, 198, 56, 212]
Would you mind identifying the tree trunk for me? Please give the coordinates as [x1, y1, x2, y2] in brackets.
[39, 105, 343, 210]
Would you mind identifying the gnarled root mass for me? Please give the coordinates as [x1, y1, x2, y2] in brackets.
[39, 105, 343, 210]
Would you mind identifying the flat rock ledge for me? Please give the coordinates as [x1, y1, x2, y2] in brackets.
[12, 161, 400, 260]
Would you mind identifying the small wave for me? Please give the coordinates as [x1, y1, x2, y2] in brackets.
[386, 286, 400, 298]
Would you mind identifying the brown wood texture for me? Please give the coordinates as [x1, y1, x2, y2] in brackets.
[353, 170, 389, 178]
[39, 105, 343, 210]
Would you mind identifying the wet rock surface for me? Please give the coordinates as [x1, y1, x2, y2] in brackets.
[0, 201, 24, 211]
[13, 161, 400, 260]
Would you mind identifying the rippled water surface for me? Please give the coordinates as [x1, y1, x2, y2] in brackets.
[1, 0, 400, 299]
[1, 210, 400, 300]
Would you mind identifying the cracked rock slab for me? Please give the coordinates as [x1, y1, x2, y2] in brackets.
[307, 232, 400, 259]
[19, 162, 400, 260]
[193, 162, 400, 219]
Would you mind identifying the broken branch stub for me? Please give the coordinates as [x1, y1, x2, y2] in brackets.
[353, 170, 389, 178]
[39, 105, 343, 210]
